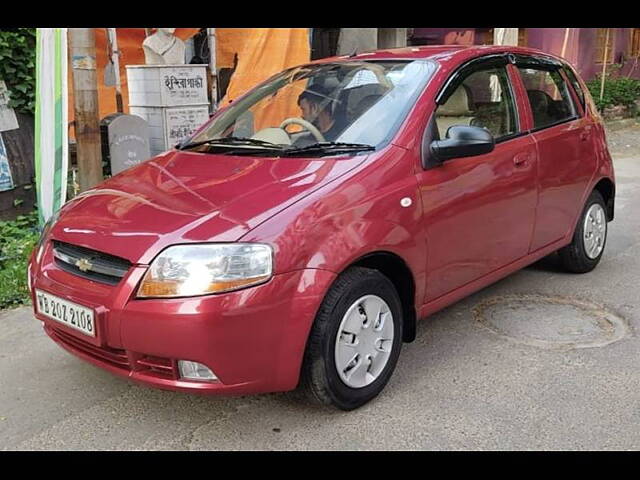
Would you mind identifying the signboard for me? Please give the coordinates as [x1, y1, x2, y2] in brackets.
[160, 66, 208, 105]
[164, 106, 210, 147]
[0, 81, 19, 132]
[101, 114, 151, 176]
[0, 135, 14, 191]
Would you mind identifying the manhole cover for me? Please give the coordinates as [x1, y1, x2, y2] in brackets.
[473, 294, 630, 349]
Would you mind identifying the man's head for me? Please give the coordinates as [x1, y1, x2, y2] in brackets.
[298, 85, 335, 126]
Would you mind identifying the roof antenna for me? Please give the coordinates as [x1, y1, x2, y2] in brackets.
[348, 47, 358, 57]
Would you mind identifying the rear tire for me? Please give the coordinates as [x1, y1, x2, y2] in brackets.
[299, 267, 403, 410]
[558, 190, 608, 273]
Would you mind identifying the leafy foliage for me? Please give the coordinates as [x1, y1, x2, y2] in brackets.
[0, 211, 39, 309]
[586, 65, 640, 112]
[0, 29, 36, 114]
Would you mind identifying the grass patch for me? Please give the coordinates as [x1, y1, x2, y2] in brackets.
[0, 211, 39, 309]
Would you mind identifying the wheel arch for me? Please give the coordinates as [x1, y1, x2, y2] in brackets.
[349, 251, 418, 343]
[593, 177, 615, 221]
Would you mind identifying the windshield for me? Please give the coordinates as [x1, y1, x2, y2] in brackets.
[188, 59, 437, 156]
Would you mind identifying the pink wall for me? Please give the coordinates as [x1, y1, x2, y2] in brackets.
[410, 28, 640, 81]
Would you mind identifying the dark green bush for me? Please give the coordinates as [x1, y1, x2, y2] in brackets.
[0, 211, 39, 309]
[0, 29, 36, 115]
[586, 66, 640, 112]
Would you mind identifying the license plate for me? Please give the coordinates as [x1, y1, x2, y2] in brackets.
[35, 289, 96, 337]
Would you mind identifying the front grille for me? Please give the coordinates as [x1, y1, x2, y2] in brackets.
[52, 241, 132, 285]
[49, 327, 177, 379]
[50, 327, 130, 370]
[135, 355, 177, 380]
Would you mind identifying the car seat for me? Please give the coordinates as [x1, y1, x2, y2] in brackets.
[527, 89, 554, 127]
[435, 86, 476, 138]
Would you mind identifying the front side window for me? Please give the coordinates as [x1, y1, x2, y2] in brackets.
[434, 65, 518, 141]
[518, 67, 577, 130]
[187, 59, 437, 156]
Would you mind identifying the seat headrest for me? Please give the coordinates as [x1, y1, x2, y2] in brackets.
[527, 90, 552, 111]
[438, 87, 473, 116]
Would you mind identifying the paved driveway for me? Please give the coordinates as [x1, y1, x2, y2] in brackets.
[1, 138, 639, 450]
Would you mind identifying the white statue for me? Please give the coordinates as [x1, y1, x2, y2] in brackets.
[142, 28, 186, 65]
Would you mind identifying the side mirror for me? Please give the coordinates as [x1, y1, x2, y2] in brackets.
[430, 125, 495, 162]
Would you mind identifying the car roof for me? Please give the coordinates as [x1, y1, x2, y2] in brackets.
[314, 45, 568, 68]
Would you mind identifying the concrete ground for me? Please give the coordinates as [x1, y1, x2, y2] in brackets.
[1, 124, 639, 450]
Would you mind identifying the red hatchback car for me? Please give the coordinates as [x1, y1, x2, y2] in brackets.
[29, 45, 615, 410]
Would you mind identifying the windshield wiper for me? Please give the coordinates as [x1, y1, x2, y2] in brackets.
[282, 142, 375, 156]
[177, 136, 285, 151]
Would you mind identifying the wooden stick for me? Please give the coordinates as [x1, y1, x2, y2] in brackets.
[600, 28, 610, 101]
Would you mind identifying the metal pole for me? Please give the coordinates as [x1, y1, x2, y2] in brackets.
[107, 28, 123, 113]
[600, 28, 610, 101]
[69, 28, 103, 192]
[207, 28, 218, 111]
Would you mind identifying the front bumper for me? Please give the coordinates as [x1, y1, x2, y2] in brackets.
[30, 242, 336, 395]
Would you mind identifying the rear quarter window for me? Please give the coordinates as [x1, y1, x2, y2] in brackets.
[563, 66, 586, 111]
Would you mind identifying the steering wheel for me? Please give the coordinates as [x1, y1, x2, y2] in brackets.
[279, 118, 326, 143]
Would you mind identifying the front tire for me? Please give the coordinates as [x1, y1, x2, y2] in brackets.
[299, 267, 403, 410]
[558, 190, 608, 273]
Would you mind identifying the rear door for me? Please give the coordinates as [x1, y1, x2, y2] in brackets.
[514, 57, 597, 252]
[417, 55, 538, 302]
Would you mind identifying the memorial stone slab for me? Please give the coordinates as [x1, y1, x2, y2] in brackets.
[101, 113, 151, 175]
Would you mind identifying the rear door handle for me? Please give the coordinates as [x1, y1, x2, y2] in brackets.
[513, 154, 529, 167]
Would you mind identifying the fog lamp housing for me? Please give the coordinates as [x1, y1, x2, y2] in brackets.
[178, 360, 218, 382]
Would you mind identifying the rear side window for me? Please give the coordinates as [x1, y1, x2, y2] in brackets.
[517, 67, 577, 130]
[435, 66, 519, 141]
[563, 67, 586, 110]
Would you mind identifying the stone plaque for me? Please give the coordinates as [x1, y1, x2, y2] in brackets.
[101, 114, 151, 175]
[0, 81, 19, 132]
[160, 66, 208, 105]
[164, 106, 210, 147]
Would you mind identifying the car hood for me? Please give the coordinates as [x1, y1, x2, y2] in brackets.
[50, 149, 367, 264]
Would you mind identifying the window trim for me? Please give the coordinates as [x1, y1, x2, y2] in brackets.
[594, 28, 616, 65]
[631, 28, 640, 58]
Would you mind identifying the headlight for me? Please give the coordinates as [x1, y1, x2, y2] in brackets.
[137, 243, 273, 298]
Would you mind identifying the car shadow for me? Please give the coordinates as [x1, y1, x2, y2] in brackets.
[525, 252, 568, 274]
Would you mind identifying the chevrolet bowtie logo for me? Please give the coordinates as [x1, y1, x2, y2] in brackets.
[75, 258, 93, 272]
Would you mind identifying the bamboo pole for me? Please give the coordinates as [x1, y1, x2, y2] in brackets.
[207, 28, 218, 111]
[600, 28, 610, 101]
[69, 28, 103, 192]
[560, 28, 570, 58]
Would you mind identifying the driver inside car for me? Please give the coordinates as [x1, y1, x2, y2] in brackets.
[295, 85, 348, 144]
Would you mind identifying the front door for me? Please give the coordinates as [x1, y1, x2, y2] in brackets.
[416, 58, 538, 302]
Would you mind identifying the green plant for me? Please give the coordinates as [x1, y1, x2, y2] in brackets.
[0, 29, 36, 115]
[586, 65, 640, 112]
[0, 210, 39, 309]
